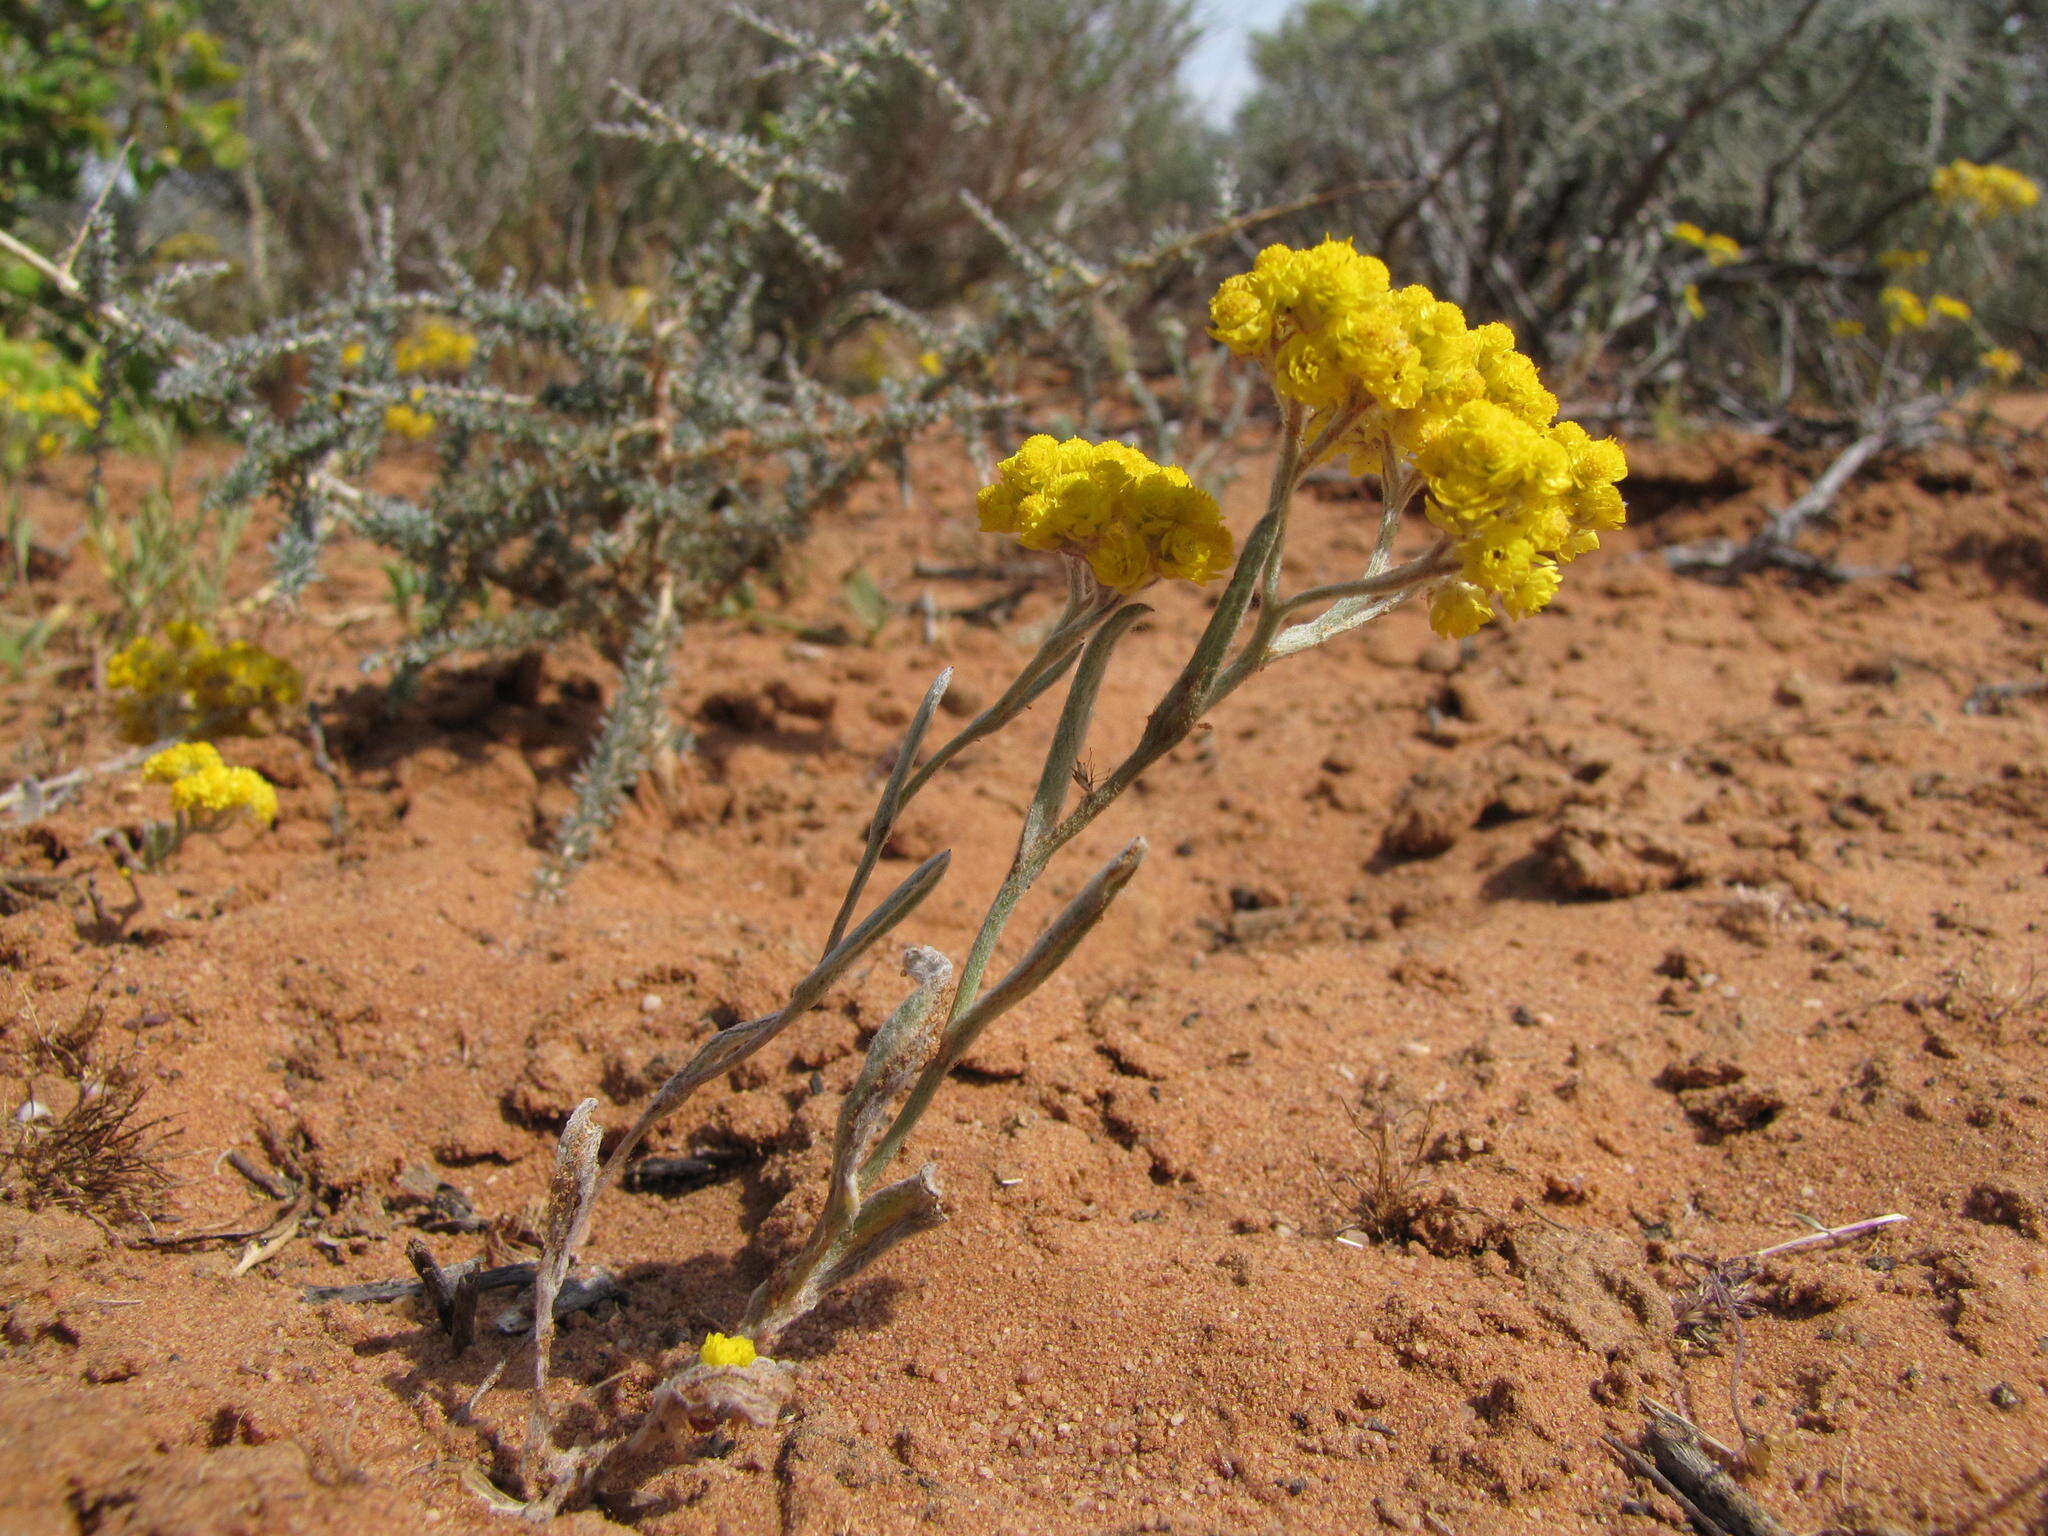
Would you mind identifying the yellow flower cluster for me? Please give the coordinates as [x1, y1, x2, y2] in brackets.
[1880, 286, 1927, 331]
[699, 1332, 758, 1368]
[977, 436, 1234, 593]
[107, 620, 302, 744]
[1681, 283, 1706, 321]
[1831, 318, 1866, 339]
[1931, 160, 2040, 222]
[1670, 222, 1743, 266]
[1981, 347, 2022, 381]
[0, 341, 100, 461]
[1208, 238, 1626, 637]
[393, 319, 478, 374]
[1879, 286, 1972, 334]
[384, 390, 437, 440]
[0, 377, 98, 430]
[141, 740, 279, 826]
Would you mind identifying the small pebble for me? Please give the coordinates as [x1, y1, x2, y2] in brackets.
[641, 994, 663, 1013]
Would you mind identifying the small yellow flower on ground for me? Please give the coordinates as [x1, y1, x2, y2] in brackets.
[699, 1332, 757, 1368]
[168, 763, 278, 825]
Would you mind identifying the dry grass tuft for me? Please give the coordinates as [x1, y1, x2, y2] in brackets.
[2, 993, 174, 1226]
[1330, 1088, 1438, 1242]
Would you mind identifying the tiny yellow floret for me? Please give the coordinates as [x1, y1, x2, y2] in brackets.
[1930, 293, 1971, 322]
[1681, 284, 1705, 321]
[699, 1332, 757, 1368]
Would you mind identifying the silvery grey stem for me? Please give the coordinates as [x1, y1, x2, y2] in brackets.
[861, 838, 1145, 1185]
[897, 574, 1120, 804]
[597, 848, 951, 1188]
[528, 1100, 601, 1479]
[824, 667, 952, 953]
[743, 948, 953, 1346]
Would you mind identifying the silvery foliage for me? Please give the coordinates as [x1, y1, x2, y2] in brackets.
[76, 1, 1250, 890]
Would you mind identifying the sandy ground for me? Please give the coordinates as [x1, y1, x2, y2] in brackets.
[2, 415, 2046, 1535]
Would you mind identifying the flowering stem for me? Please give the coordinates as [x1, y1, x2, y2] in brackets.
[895, 579, 1117, 806]
[860, 609, 1150, 1181]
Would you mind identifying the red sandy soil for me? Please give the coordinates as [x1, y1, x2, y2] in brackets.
[3, 413, 2047, 1536]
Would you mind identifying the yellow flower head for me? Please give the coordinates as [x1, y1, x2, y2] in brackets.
[142, 741, 224, 784]
[1880, 286, 1928, 332]
[1876, 248, 1928, 273]
[1981, 347, 2022, 380]
[1929, 293, 1972, 322]
[1681, 283, 1706, 321]
[108, 623, 302, 744]
[393, 319, 478, 375]
[978, 436, 1233, 592]
[1413, 404, 1625, 632]
[1670, 223, 1742, 266]
[1932, 160, 2041, 222]
[1831, 318, 1867, 339]
[167, 763, 278, 825]
[699, 1332, 757, 1368]
[1209, 241, 1619, 637]
[339, 341, 365, 369]
[384, 397, 437, 440]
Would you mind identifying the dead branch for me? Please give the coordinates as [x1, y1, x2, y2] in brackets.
[1663, 396, 1941, 581]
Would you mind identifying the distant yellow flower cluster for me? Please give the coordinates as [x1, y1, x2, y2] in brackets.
[1670, 222, 1744, 266]
[1931, 160, 2040, 222]
[1879, 285, 1973, 334]
[394, 319, 479, 375]
[1876, 248, 1928, 273]
[0, 341, 100, 459]
[384, 389, 437, 440]
[1980, 347, 2023, 381]
[141, 740, 278, 826]
[1208, 238, 1626, 637]
[977, 436, 1235, 592]
[106, 620, 302, 744]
